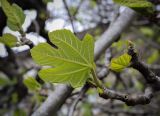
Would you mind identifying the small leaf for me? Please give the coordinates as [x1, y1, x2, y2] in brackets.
[23, 77, 41, 91]
[31, 29, 94, 88]
[109, 53, 132, 72]
[0, 33, 18, 47]
[0, 0, 25, 31]
[113, 0, 153, 8]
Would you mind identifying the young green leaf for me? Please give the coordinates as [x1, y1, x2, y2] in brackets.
[113, 0, 153, 8]
[0, 33, 18, 47]
[23, 77, 41, 91]
[109, 53, 132, 72]
[31, 29, 94, 88]
[0, 0, 25, 31]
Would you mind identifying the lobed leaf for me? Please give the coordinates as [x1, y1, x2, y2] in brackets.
[109, 53, 132, 72]
[31, 29, 94, 88]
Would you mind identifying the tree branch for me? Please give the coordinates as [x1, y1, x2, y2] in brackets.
[67, 84, 89, 116]
[128, 42, 160, 91]
[63, 0, 76, 34]
[32, 85, 73, 116]
[99, 42, 160, 106]
[99, 87, 153, 106]
[94, 7, 136, 60]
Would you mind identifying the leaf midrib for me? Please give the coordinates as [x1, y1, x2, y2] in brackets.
[51, 67, 89, 76]
[12, 8, 21, 25]
[36, 50, 92, 68]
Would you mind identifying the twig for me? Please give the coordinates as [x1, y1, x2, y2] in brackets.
[97, 67, 109, 80]
[67, 84, 89, 116]
[19, 28, 34, 48]
[99, 87, 153, 106]
[147, 64, 160, 70]
[128, 43, 160, 91]
[68, 67, 110, 116]
[99, 42, 160, 106]
[91, 69, 103, 89]
[63, 0, 76, 34]
[72, 0, 84, 17]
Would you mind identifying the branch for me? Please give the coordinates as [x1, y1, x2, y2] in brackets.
[147, 64, 160, 70]
[99, 42, 160, 106]
[94, 7, 136, 60]
[63, 0, 76, 34]
[128, 43, 160, 91]
[99, 87, 153, 106]
[67, 84, 89, 116]
[72, 0, 84, 17]
[32, 85, 73, 116]
[19, 30, 34, 48]
[32, 8, 136, 116]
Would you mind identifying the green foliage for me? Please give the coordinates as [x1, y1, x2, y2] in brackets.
[112, 40, 128, 52]
[0, 0, 25, 31]
[109, 53, 132, 72]
[140, 27, 154, 37]
[0, 73, 16, 88]
[105, 81, 112, 88]
[42, 0, 52, 4]
[31, 29, 94, 88]
[147, 50, 159, 64]
[69, 6, 77, 15]
[0, 33, 18, 47]
[113, 0, 153, 8]
[113, 0, 154, 14]
[89, 0, 97, 8]
[86, 88, 97, 95]
[23, 77, 41, 91]
[97, 87, 103, 94]
[13, 108, 26, 116]
[81, 103, 92, 116]
[135, 81, 144, 90]
[0, 75, 11, 87]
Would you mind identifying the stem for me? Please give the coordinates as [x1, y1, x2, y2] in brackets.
[91, 69, 103, 89]
[19, 27, 26, 37]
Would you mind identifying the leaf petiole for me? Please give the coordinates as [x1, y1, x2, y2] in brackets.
[91, 68, 103, 89]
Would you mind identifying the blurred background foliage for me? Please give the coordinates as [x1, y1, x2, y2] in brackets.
[0, 0, 160, 116]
